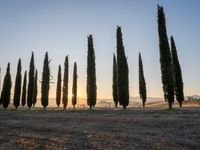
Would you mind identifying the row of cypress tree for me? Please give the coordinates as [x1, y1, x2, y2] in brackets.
[157, 5, 184, 109]
[0, 52, 43, 109]
[112, 27, 147, 109]
[112, 6, 184, 110]
[0, 52, 79, 109]
[56, 57, 78, 109]
[113, 6, 184, 110]
[112, 26, 129, 110]
[0, 6, 184, 110]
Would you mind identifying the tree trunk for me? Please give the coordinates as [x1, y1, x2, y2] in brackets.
[168, 102, 173, 109]
[142, 101, 145, 108]
[123, 106, 126, 110]
[115, 103, 118, 108]
[179, 102, 182, 107]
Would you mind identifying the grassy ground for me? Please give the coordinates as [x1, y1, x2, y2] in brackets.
[0, 107, 199, 150]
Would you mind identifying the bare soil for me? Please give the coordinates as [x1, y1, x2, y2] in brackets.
[0, 107, 199, 150]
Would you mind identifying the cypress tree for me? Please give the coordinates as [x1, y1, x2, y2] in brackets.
[112, 54, 118, 108]
[139, 53, 147, 108]
[157, 5, 174, 109]
[27, 52, 35, 109]
[32, 69, 38, 107]
[1, 63, 12, 109]
[72, 62, 77, 109]
[13, 59, 22, 109]
[87, 35, 97, 109]
[56, 65, 62, 108]
[41, 52, 50, 109]
[171, 36, 184, 107]
[21, 71, 27, 107]
[116, 26, 129, 110]
[62, 56, 68, 109]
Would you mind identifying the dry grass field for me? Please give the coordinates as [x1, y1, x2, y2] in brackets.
[0, 103, 199, 150]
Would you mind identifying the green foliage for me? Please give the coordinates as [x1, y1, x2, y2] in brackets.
[171, 36, 184, 107]
[13, 59, 22, 109]
[87, 35, 97, 109]
[157, 5, 174, 109]
[56, 65, 62, 107]
[62, 56, 68, 109]
[21, 71, 27, 107]
[41, 52, 50, 109]
[27, 52, 35, 109]
[139, 53, 147, 108]
[1, 63, 12, 108]
[32, 69, 38, 106]
[116, 26, 129, 109]
[112, 54, 118, 108]
[72, 62, 77, 108]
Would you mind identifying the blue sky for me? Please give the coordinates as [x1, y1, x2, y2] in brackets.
[0, 0, 199, 99]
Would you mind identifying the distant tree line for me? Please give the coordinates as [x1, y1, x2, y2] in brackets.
[0, 5, 184, 110]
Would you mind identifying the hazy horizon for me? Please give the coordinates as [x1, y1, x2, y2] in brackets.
[0, 0, 200, 100]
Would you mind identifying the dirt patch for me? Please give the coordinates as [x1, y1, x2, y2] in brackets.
[0, 108, 199, 150]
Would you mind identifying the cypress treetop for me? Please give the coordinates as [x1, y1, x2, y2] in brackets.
[33, 69, 38, 107]
[27, 52, 35, 109]
[116, 26, 129, 109]
[72, 62, 77, 109]
[41, 52, 50, 109]
[139, 52, 147, 108]
[56, 65, 62, 108]
[21, 71, 27, 107]
[87, 34, 97, 109]
[62, 56, 69, 109]
[1, 63, 12, 109]
[13, 58, 22, 109]
[112, 54, 118, 108]
[171, 36, 184, 107]
[157, 5, 174, 109]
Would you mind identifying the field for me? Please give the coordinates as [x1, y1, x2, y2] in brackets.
[0, 105, 199, 150]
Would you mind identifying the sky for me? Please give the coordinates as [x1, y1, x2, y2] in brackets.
[0, 0, 199, 100]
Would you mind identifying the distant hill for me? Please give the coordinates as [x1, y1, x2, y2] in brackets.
[9, 95, 199, 108]
[185, 95, 200, 100]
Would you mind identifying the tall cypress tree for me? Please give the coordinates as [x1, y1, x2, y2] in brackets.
[1, 63, 12, 109]
[27, 52, 35, 109]
[72, 62, 77, 109]
[116, 26, 129, 110]
[21, 71, 27, 107]
[56, 65, 62, 108]
[112, 54, 118, 108]
[41, 52, 50, 109]
[87, 35, 97, 109]
[62, 56, 68, 109]
[139, 53, 147, 108]
[32, 69, 38, 107]
[171, 36, 184, 107]
[157, 5, 174, 109]
[13, 59, 22, 109]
